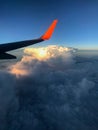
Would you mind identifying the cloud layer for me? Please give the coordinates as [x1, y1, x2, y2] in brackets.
[0, 46, 98, 130]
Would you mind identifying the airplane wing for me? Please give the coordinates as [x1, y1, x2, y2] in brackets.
[0, 19, 58, 59]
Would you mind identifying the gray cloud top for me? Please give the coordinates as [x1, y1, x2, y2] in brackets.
[0, 46, 97, 130]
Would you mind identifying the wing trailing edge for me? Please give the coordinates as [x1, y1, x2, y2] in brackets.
[0, 53, 16, 59]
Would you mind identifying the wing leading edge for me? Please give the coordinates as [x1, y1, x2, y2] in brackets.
[0, 19, 58, 59]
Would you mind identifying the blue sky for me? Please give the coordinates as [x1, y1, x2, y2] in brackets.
[0, 0, 98, 49]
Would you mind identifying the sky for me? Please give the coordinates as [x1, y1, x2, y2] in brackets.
[0, 0, 98, 49]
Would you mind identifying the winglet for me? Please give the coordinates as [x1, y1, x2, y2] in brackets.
[41, 19, 58, 40]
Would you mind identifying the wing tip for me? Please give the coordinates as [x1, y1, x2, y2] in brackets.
[41, 19, 58, 40]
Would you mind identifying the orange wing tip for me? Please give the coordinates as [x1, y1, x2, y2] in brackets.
[41, 19, 58, 40]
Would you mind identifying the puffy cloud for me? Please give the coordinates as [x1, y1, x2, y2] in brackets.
[0, 45, 97, 130]
[10, 46, 75, 76]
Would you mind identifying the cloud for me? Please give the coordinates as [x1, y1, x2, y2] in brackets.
[0, 45, 97, 130]
[9, 45, 75, 76]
